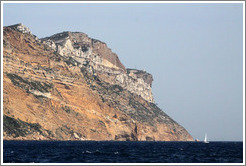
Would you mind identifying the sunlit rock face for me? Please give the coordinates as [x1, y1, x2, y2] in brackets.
[41, 31, 154, 103]
[8, 23, 32, 34]
[3, 23, 193, 141]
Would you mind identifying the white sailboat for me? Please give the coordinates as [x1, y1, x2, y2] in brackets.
[204, 133, 209, 143]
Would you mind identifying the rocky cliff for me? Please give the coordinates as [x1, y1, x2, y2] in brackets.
[41, 31, 154, 103]
[3, 23, 193, 141]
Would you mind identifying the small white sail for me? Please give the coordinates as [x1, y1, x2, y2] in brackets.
[204, 133, 209, 143]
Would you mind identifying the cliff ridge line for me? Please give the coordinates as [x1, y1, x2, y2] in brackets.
[3, 23, 193, 141]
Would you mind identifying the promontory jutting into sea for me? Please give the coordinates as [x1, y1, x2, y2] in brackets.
[3, 23, 193, 141]
[2, 23, 243, 163]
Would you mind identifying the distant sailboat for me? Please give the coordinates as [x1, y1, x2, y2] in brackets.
[204, 133, 209, 143]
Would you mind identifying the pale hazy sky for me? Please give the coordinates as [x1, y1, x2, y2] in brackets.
[3, 2, 244, 141]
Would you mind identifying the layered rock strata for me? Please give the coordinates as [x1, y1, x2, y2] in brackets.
[41, 31, 154, 103]
[3, 23, 193, 141]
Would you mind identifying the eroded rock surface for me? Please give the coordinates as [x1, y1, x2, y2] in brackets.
[3, 24, 193, 141]
[41, 31, 154, 103]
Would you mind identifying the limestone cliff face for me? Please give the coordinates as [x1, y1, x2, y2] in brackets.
[3, 24, 193, 141]
[41, 31, 154, 103]
[42, 31, 125, 70]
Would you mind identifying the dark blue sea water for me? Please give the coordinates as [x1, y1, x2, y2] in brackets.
[3, 141, 243, 163]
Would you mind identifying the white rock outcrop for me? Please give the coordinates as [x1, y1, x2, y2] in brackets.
[9, 23, 33, 35]
[41, 32, 154, 103]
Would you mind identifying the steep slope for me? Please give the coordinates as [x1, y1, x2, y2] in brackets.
[41, 30, 154, 103]
[3, 23, 193, 141]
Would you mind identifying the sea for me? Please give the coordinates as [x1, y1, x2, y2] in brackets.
[3, 141, 243, 163]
